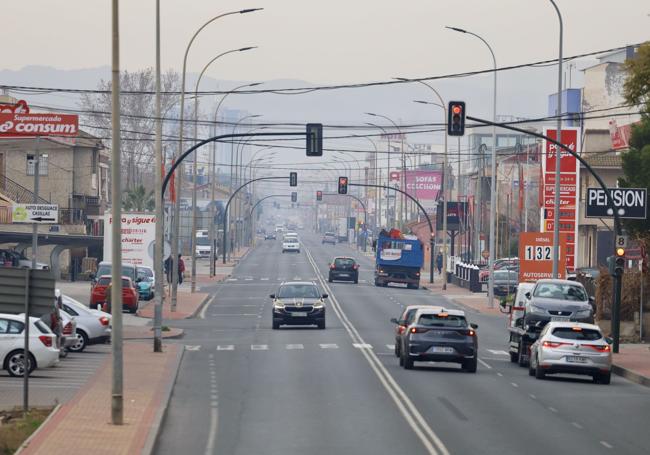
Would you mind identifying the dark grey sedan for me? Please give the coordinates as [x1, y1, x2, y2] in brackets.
[271, 281, 327, 329]
[493, 270, 519, 297]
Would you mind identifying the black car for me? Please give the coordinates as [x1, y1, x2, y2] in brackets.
[264, 232, 276, 240]
[492, 270, 519, 297]
[399, 308, 478, 372]
[523, 279, 595, 327]
[322, 232, 337, 245]
[271, 281, 327, 329]
[328, 257, 359, 283]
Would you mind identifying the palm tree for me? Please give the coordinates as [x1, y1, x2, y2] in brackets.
[122, 185, 155, 211]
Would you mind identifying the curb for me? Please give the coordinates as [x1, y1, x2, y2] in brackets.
[142, 346, 185, 455]
[15, 404, 62, 454]
[188, 294, 211, 319]
[611, 364, 650, 388]
[124, 328, 185, 341]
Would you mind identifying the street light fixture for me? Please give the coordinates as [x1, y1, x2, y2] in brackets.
[446, 25, 498, 308]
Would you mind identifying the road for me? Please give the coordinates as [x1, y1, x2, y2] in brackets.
[155, 233, 650, 455]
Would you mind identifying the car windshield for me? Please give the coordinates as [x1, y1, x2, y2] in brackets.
[277, 284, 320, 299]
[97, 264, 111, 277]
[417, 314, 467, 328]
[552, 327, 602, 341]
[122, 278, 131, 288]
[334, 258, 355, 267]
[325, 233, 335, 237]
[97, 277, 111, 286]
[284, 236, 298, 242]
[196, 237, 210, 246]
[533, 283, 588, 301]
[494, 271, 516, 280]
[138, 268, 154, 279]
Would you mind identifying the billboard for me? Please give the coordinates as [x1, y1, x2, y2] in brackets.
[541, 128, 580, 271]
[436, 201, 468, 231]
[103, 213, 157, 268]
[0, 112, 79, 138]
[518, 232, 567, 282]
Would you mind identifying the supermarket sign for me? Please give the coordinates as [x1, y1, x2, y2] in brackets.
[0, 112, 79, 138]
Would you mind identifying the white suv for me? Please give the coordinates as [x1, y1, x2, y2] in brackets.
[282, 235, 300, 253]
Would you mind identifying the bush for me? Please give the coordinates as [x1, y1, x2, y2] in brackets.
[595, 267, 648, 321]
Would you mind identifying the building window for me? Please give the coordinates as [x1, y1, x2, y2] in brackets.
[26, 154, 48, 176]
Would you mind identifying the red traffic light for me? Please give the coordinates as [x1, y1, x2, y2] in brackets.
[338, 176, 348, 195]
[452, 105, 462, 115]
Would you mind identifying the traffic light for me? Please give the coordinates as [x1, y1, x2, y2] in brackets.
[291, 192, 297, 202]
[306, 123, 323, 156]
[338, 176, 348, 195]
[447, 101, 466, 136]
[316, 190, 323, 201]
[289, 172, 297, 187]
[614, 247, 625, 275]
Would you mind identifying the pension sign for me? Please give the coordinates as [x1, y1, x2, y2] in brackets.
[585, 188, 647, 219]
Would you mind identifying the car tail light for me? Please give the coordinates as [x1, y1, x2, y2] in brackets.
[63, 322, 73, 335]
[542, 341, 569, 349]
[99, 316, 110, 326]
[410, 327, 429, 334]
[398, 325, 406, 335]
[465, 329, 476, 337]
[353, 264, 359, 270]
[584, 344, 610, 352]
[39, 335, 53, 347]
[330, 265, 335, 270]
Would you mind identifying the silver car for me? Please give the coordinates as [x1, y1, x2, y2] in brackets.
[529, 322, 612, 384]
[59, 294, 112, 352]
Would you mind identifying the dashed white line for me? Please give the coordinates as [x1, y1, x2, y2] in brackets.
[251, 344, 269, 351]
[548, 407, 558, 413]
[353, 343, 373, 349]
[386, 344, 395, 350]
[477, 358, 492, 369]
[529, 394, 537, 400]
[496, 372, 503, 377]
[510, 382, 519, 388]
[286, 344, 304, 350]
[486, 349, 509, 356]
[571, 422, 583, 429]
[320, 343, 339, 349]
[217, 345, 234, 351]
[600, 441, 613, 449]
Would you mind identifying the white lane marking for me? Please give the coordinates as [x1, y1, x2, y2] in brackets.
[210, 313, 258, 316]
[305, 247, 448, 455]
[497, 372, 503, 377]
[529, 394, 537, 400]
[261, 277, 269, 281]
[226, 278, 238, 282]
[510, 382, 519, 388]
[386, 344, 395, 350]
[200, 294, 218, 320]
[244, 278, 254, 281]
[286, 344, 304, 350]
[477, 358, 492, 369]
[548, 407, 558, 413]
[204, 408, 219, 455]
[600, 441, 613, 449]
[486, 349, 509, 356]
[571, 422, 583, 429]
[353, 343, 373, 349]
[251, 344, 268, 351]
[185, 345, 201, 351]
[217, 345, 234, 351]
[320, 343, 339, 349]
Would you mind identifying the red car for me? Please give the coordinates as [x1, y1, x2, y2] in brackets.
[90, 275, 139, 313]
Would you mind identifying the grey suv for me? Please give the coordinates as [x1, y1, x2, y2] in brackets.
[523, 279, 594, 327]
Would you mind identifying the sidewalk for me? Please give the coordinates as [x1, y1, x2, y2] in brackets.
[124, 326, 184, 340]
[611, 344, 650, 387]
[137, 290, 208, 320]
[18, 342, 182, 455]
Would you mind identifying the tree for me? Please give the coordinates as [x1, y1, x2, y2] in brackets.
[621, 42, 650, 244]
[79, 68, 185, 190]
[122, 185, 155, 212]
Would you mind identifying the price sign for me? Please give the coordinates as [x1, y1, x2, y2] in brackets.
[523, 245, 557, 261]
[518, 232, 567, 282]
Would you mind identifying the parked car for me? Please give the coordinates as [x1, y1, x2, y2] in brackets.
[390, 304, 435, 358]
[492, 270, 519, 297]
[58, 293, 111, 352]
[0, 248, 49, 270]
[523, 279, 594, 327]
[271, 281, 327, 330]
[136, 266, 155, 301]
[1, 313, 59, 377]
[328, 257, 359, 283]
[91, 262, 137, 287]
[91, 276, 139, 313]
[398, 307, 479, 372]
[322, 232, 337, 245]
[529, 322, 612, 384]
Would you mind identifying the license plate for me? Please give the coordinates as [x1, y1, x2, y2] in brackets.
[339, 274, 349, 277]
[291, 312, 307, 317]
[430, 346, 454, 354]
[566, 356, 588, 363]
[551, 316, 570, 321]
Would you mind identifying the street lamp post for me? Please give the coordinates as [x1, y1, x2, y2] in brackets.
[190, 47, 256, 293]
[235, 127, 267, 248]
[447, 26, 498, 307]
[366, 122, 395, 227]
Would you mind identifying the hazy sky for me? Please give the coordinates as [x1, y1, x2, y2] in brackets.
[4, 0, 649, 84]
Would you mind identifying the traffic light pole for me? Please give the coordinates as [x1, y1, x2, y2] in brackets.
[467, 115, 624, 352]
[349, 183, 435, 284]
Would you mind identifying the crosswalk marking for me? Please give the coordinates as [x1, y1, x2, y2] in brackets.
[226, 278, 238, 282]
[285, 344, 304, 350]
[386, 344, 395, 350]
[185, 345, 201, 351]
[217, 345, 234, 351]
[261, 277, 269, 281]
[319, 343, 339, 349]
[353, 343, 373, 349]
[486, 349, 509, 356]
[251, 344, 268, 350]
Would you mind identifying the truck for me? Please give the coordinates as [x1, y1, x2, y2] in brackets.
[505, 282, 536, 365]
[336, 217, 348, 243]
[195, 229, 215, 259]
[374, 233, 424, 289]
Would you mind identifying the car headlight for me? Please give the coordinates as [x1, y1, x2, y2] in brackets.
[528, 304, 546, 315]
[273, 300, 284, 310]
[313, 301, 324, 309]
[575, 309, 592, 318]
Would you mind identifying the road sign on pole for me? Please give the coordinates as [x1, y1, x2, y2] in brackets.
[12, 204, 59, 224]
[586, 188, 647, 219]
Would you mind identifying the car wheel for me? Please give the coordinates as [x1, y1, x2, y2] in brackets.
[328, 275, 333, 283]
[463, 356, 478, 373]
[5, 350, 36, 377]
[394, 343, 400, 358]
[534, 357, 545, 379]
[510, 352, 518, 363]
[272, 320, 280, 330]
[517, 341, 528, 367]
[528, 363, 535, 376]
[594, 372, 611, 385]
[317, 320, 326, 330]
[69, 330, 88, 353]
[403, 352, 414, 370]
[374, 279, 381, 287]
[399, 350, 405, 366]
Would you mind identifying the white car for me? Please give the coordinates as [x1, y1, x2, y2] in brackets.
[529, 322, 612, 384]
[59, 295, 111, 352]
[282, 235, 300, 253]
[0, 313, 59, 377]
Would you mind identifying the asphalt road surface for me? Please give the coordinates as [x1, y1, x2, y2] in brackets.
[155, 233, 650, 455]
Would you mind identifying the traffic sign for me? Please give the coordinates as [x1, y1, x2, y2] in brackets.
[586, 188, 647, 219]
[12, 204, 59, 224]
[616, 235, 628, 249]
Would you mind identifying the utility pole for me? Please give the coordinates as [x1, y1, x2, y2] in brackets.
[110, 0, 123, 425]
[153, 0, 164, 353]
